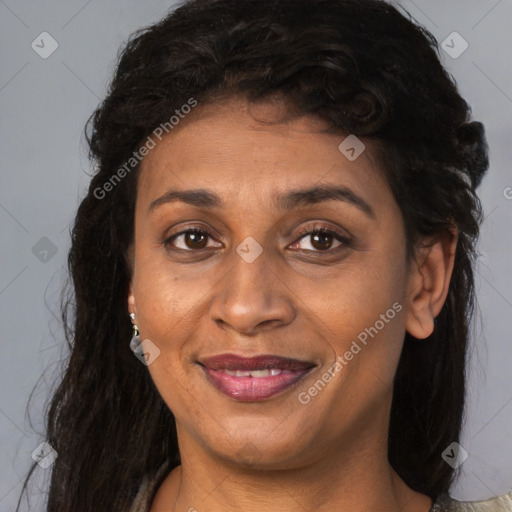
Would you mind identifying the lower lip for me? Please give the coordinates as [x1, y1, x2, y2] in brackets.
[201, 366, 313, 402]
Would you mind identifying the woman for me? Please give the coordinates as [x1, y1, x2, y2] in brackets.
[18, 0, 512, 511]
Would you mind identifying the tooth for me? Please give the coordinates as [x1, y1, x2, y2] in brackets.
[270, 369, 282, 376]
[250, 369, 270, 378]
[235, 370, 251, 377]
[224, 369, 236, 376]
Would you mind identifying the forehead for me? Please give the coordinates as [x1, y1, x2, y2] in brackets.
[136, 97, 391, 213]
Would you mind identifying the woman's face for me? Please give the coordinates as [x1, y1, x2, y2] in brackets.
[128, 97, 417, 469]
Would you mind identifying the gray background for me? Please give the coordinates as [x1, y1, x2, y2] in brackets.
[1, 0, 511, 509]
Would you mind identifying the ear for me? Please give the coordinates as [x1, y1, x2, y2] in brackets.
[405, 227, 458, 339]
[127, 281, 137, 316]
[127, 244, 137, 316]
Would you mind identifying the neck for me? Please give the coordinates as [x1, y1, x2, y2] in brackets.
[152, 427, 432, 512]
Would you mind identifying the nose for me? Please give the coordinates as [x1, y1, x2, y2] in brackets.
[208, 249, 296, 336]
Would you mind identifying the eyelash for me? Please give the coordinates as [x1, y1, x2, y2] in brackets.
[293, 225, 351, 252]
[163, 224, 351, 254]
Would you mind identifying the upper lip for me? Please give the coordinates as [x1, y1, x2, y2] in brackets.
[199, 353, 316, 371]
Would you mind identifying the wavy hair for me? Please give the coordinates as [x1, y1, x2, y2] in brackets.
[18, 0, 488, 510]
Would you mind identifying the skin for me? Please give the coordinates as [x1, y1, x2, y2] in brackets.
[127, 96, 457, 512]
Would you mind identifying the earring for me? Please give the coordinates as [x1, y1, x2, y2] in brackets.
[129, 312, 141, 352]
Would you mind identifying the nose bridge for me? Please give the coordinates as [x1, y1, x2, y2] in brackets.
[209, 240, 295, 334]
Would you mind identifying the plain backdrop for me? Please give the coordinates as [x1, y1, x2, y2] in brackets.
[1, 0, 511, 510]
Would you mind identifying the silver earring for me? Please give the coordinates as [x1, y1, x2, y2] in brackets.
[129, 313, 141, 352]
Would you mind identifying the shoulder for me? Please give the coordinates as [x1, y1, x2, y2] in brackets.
[433, 490, 512, 512]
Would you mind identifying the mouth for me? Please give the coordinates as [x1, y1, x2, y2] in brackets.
[198, 354, 316, 402]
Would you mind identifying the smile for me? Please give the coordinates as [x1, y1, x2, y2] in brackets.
[198, 353, 316, 402]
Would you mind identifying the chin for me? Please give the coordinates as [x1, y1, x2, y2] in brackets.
[199, 423, 316, 471]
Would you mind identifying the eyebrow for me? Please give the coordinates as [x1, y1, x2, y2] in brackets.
[148, 185, 375, 218]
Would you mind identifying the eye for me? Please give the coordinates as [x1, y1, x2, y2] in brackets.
[164, 227, 221, 251]
[163, 225, 351, 253]
[289, 226, 349, 252]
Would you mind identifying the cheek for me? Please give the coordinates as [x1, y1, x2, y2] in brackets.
[131, 245, 228, 400]
[308, 243, 408, 402]
[133, 269, 202, 414]
[313, 252, 406, 342]
[308, 274, 406, 433]
[133, 243, 215, 339]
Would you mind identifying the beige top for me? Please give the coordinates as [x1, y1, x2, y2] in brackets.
[129, 464, 512, 512]
[430, 491, 512, 511]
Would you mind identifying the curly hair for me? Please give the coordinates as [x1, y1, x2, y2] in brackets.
[18, 0, 489, 510]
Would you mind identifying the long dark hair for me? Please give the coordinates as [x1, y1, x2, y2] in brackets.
[18, 0, 489, 510]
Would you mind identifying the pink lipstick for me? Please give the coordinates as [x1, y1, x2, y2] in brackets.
[199, 354, 315, 401]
